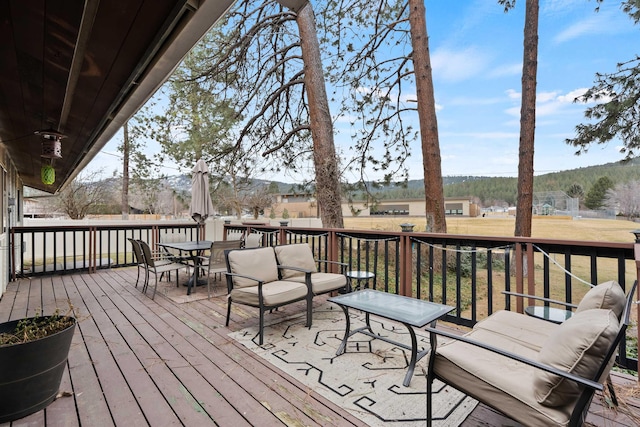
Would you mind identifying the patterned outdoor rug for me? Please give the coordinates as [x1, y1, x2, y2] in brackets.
[229, 304, 477, 426]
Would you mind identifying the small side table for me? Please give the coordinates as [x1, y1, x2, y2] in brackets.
[524, 306, 573, 324]
[346, 270, 375, 292]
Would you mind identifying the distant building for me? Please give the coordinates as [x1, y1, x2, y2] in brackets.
[268, 194, 478, 219]
[342, 197, 479, 217]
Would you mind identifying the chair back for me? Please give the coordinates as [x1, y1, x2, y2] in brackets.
[244, 233, 263, 248]
[128, 238, 144, 264]
[225, 247, 279, 289]
[570, 280, 637, 425]
[209, 240, 242, 270]
[138, 241, 157, 268]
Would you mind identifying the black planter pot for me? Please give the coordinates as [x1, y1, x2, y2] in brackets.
[0, 316, 76, 423]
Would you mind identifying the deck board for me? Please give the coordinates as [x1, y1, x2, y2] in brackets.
[0, 267, 637, 427]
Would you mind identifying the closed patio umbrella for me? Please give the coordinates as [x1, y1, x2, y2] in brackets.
[189, 159, 214, 240]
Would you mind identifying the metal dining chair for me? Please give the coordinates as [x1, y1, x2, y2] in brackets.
[199, 240, 243, 298]
[138, 240, 187, 299]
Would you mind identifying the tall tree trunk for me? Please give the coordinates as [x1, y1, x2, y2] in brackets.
[514, 0, 538, 237]
[122, 122, 130, 220]
[296, 4, 344, 228]
[408, 0, 446, 233]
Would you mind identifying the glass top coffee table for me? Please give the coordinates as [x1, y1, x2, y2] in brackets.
[525, 305, 573, 324]
[328, 289, 453, 386]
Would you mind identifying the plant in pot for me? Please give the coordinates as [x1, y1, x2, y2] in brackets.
[0, 309, 76, 422]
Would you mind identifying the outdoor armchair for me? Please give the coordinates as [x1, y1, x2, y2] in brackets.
[425, 280, 636, 427]
[501, 280, 627, 405]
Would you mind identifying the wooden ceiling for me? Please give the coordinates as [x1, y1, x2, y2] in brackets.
[0, 0, 234, 193]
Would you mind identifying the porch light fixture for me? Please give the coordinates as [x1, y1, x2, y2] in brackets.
[41, 163, 55, 185]
[35, 129, 65, 159]
[631, 230, 640, 243]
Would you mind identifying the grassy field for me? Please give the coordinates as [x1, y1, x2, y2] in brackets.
[344, 214, 640, 243]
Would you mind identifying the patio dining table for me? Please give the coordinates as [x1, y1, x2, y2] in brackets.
[158, 240, 212, 295]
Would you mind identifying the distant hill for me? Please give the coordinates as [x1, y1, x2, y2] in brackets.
[336, 159, 640, 206]
[444, 158, 640, 205]
[38, 158, 635, 209]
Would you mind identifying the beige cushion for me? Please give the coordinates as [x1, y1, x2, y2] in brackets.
[435, 328, 573, 426]
[287, 272, 346, 294]
[227, 247, 279, 288]
[533, 309, 619, 407]
[576, 280, 625, 319]
[274, 244, 317, 279]
[473, 310, 558, 351]
[230, 280, 308, 306]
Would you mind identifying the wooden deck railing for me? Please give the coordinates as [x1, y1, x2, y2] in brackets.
[10, 223, 199, 279]
[8, 221, 638, 372]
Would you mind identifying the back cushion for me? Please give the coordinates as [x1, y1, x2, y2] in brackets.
[576, 280, 625, 319]
[274, 244, 317, 279]
[533, 309, 619, 407]
[227, 247, 279, 288]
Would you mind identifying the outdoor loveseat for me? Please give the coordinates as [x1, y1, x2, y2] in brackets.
[425, 280, 636, 427]
[225, 244, 349, 344]
[225, 246, 311, 345]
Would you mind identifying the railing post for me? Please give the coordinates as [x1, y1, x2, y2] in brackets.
[526, 242, 535, 307]
[515, 243, 523, 313]
[10, 228, 15, 282]
[399, 224, 414, 297]
[399, 234, 413, 297]
[329, 230, 339, 274]
[278, 223, 288, 245]
[89, 226, 97, 274]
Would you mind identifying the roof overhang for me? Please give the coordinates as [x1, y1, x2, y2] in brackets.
[0, 0, 235, 193]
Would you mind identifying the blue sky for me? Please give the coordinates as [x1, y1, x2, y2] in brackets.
[89, 0, 639, 182]
[416, 0, 639, 178]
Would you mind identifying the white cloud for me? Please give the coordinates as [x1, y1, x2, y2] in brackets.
[553, 9, 629, 44]
[488, 63, 522, 78]
[542, 0, 583, 15]
[535, 101, 564, 117]
[440, 131, 519, 140]
[431, 47, 491, 82]
[556, 88, 588, 103]
[503, 88, 592, 119]
[537, 91, 560, 103]
[506, 89, 520, 100]
[554, 16, 602, 43]
[449, 96, 505, 106]
[505, 106, 520, 118]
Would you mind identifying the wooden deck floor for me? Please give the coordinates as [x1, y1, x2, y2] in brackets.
[0, 268, 638, 427]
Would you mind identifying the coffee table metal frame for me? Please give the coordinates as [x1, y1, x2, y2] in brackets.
[328, 289, 453, 387]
